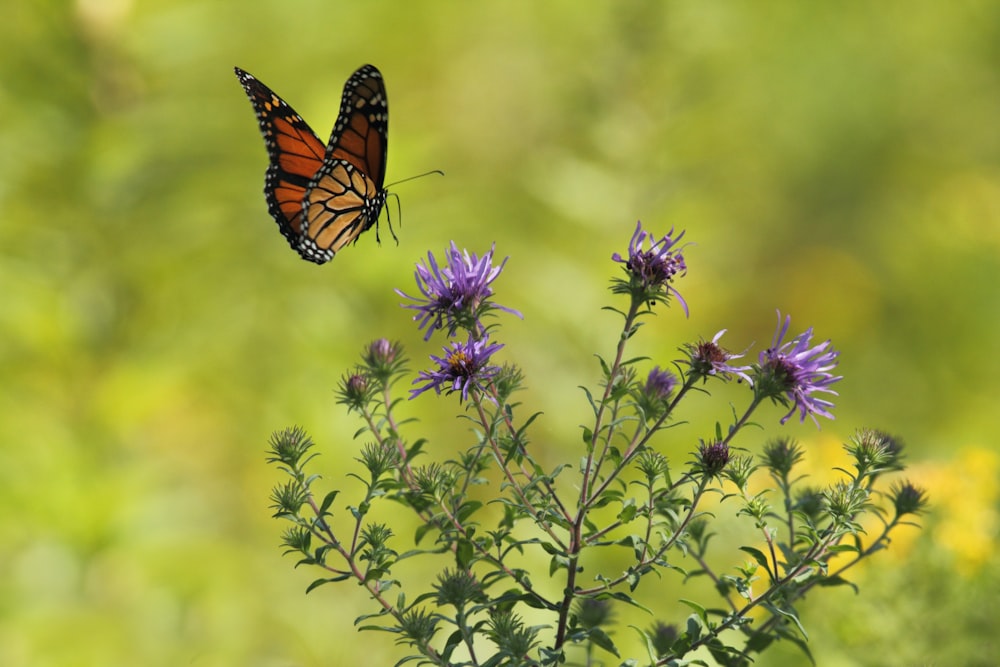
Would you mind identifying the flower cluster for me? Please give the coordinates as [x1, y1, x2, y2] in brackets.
[267, 217, 924, 667]
[401, 242, 520, 404]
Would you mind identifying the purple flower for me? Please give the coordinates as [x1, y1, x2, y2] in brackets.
[686, 330, 753, 383]
[410, 335, 504, 402]
[645, 366, 678, 401]
[611, 221, 688, 315]
[636, 366, 679, 421]
[697, 440, 731, 476]
[365, 338, 397, 365]
[397, 242, 522, 340]
[758, 312, 842, 426]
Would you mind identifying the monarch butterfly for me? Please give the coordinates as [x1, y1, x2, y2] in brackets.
[234, 64, 389, 264]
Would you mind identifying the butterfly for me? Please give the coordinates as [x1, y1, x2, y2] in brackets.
[235, 64, 390, 264]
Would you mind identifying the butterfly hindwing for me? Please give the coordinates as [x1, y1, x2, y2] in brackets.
[300, 159, 387, 264]
[236, 64, 389, 264]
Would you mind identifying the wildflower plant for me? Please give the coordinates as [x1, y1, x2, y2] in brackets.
[266, 221, 927, 666]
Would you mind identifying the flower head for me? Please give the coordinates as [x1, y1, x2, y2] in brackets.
[842, 429, 906, 483]
[397, 242, 522, 340]
[410, 335, 504, 402]
[697, 440, 731, 477]
[611, 221, 688, 315]
[574, 597, 615, 630]
[635, 366, 679, 422]
[644, 366, 678, 401]
[649, 622, 679, 657]
[757, 312, 842, 426]
[760, 437, 805, 478]
[337, 371, 372, 411]
[889, 480, 928, 517]
[364, 338, 397, 366]
[434, 569, 487, 608]
[361, 338, 406, 384]
[685, 329, 753, 383]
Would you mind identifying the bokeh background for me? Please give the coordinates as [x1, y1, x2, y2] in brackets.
[2, 1, 999, 665]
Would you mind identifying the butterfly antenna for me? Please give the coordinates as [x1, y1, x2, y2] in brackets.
[384, 169, 444, 189]
[382, 170, 442, 245]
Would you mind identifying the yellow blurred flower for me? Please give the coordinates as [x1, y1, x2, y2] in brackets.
[904, 446, 999, 575]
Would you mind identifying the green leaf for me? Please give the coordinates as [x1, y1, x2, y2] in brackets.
[679, 600, 708, 628]
[628, 623, 660, 663]
[617, 499, 638, 523]
[685, 614, 702, 642]
[318, 490, 339, 515]
[517, 411, 544, 436]
[305, 576, 347, 593]
[580, 386, 598, 416]
[456, 500, 482, 523]
[739, 546, 773, 577]
[456, 539, 474, 569]
[765, 603, 809, 640]
[549, 554, 570, 576]
[443, 629, 463, 654]
[817, 574, 859, 593]
[603, 591, 652, 614]
[587, 627, 620, 657]
[406, 438, 426, 460]
[414, 523, 433, 545]
[538, 541, 563, 556]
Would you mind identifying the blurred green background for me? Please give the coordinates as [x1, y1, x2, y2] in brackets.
[2, 1, 999, 665]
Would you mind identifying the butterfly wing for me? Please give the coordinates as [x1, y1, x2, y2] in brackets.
[297, 65, 390, 264]
[300, 159, 387, 264]
[325, 64, 389, 190]
[234, 67, 325, 250]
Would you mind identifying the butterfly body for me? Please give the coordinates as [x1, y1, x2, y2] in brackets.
[235, 65, 389, 264]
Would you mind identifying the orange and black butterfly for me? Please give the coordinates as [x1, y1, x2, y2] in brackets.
[234, 64, 389, 264]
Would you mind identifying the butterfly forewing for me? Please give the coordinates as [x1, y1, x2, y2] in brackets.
[325, 65, 388, 190]
[235, 64, 390, 264]
[234, 67, 325, 248]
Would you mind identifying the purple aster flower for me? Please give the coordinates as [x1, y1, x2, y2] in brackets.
[397, 242, 522, 340]
[697, 440, 731, 476]
[636, 366, 679, 421]
[611, 221, 688, 315]
[410, 335, 504, 402]
[645, 366, 678, 401]
[685, 330, 753, 383]
[758, 312, 842, 426]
